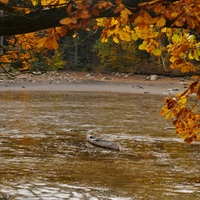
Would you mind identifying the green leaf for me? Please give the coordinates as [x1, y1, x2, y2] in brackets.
[138, 42, 147, 50]
[153, 48, 161, 56]
[131, 33, 138, 41]
[194, 49, 200, 61]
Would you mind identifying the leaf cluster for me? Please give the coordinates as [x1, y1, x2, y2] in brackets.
[161, 81, 200, 144]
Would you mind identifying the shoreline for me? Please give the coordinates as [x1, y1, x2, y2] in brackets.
[0, 80, 189, 96]
[0, 72, 191, 95]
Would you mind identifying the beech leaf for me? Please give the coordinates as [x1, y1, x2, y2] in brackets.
[156, 17, 166, 28]
[60, 17, 77, 25]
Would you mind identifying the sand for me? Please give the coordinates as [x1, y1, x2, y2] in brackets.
[0, 72, 191, 95]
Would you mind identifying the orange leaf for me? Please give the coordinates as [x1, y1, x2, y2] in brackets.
[56, 27, 67, 37]
[0, 0, 8, 4]
[186, 16, 196, 29]
[37, 38, 46, 48]
[60, 17, 77, 25]
[92, 8, 100, 16]
[181, 62, 196, 73]
[81, 10, 91, 19]
[114, 7, 122, 14]
[156, 17, 166, 28]
[45, 36, 58, 50]
[175, 17, 186, 27]
[66, 3, 72, 15]
[154, 3, 163, 14]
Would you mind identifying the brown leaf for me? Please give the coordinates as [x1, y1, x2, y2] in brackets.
[92, 7, 100, 16]
[67, 3, 72, 15]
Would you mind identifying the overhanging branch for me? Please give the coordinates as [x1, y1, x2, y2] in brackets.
[0, 0, 198, 36]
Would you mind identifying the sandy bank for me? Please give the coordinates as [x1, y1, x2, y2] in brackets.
[0, 78, 190, 96]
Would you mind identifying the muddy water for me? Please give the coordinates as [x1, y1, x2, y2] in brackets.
[0, 91, 200, 200]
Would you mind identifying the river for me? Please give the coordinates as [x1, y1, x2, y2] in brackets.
[0, 91, 199, 199]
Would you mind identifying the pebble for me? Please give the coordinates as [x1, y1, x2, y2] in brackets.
[167, 87, 179, 91]
[101, 77, 112, 81]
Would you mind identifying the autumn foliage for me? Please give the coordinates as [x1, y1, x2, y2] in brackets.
[161, 81, 200, 144]
[0, 0, 200, 143]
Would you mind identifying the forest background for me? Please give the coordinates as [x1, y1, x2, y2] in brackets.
[0, 27, 199, 75]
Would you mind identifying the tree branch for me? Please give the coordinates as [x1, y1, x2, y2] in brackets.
[0, 0, 198, 36]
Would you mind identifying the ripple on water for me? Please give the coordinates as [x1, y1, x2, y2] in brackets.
[0, 92, 200, 199]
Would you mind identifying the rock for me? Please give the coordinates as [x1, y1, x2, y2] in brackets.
[86, 73, 94, 79]
[147, 75, 158, 81]
[124, 74, 129, 78]
[167, 88, 179, 91]
[20, 75, 27, 80]
[114, 72, 120, 77]
[137, 85, 144, 89]
[101, 77, 112, 81]
[32, 71, 42, 75]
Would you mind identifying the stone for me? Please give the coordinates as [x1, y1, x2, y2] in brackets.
[101, 77, 112, 81]
[147, 75, 158, 81]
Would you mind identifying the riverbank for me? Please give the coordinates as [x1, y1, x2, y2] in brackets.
[0, 71, 191, 95]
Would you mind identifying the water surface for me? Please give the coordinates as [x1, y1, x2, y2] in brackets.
[0, 91, 199, 199]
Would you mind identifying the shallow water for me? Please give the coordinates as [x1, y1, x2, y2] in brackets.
[0, 91, 200, 199]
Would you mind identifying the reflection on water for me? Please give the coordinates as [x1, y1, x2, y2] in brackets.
[0, 91, 200, 199]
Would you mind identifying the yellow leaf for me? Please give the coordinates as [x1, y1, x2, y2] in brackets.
[101, 37, 108, 43]
[160, 106, 169, 116]
[178, 96, 187, 105]
[169, 56, 177, 63]
[72, 33, 77, 38]
[171, 12, 180, 18]
[121, 8, 132, 22]
[119, 32, 131, 41]
[156, 17, 166, 28]
[161, 27, 167, 33]
[111, 19, 119, 26]
[171, 34, 180, 43]
[188, 50, 195, 60]
[166, 111, 173, 120]
[138, 42, 147, 50]
[113, 36, 119, 44]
